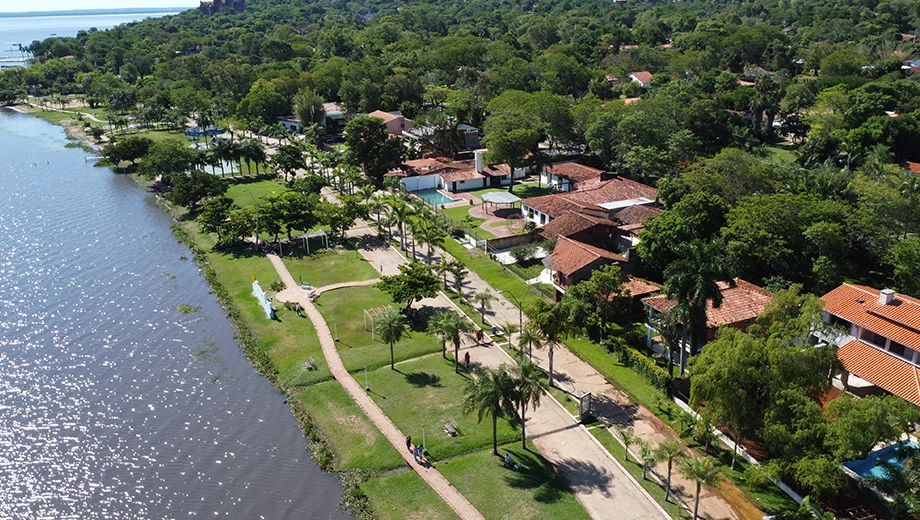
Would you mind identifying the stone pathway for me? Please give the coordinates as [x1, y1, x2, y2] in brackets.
[267, 254, 486, 520]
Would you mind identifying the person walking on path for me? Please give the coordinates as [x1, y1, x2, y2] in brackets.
[464, 351, 471, 370]
[406, 435, 412, 452]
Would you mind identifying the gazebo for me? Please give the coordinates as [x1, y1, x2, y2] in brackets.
[301, 229, 329, 255]
[481, 191, 521, 214]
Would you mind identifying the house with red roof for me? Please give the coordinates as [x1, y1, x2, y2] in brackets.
[818, 284, 920, 406]
[368, 110, 413, 136]
[550, 237, 626, 300]
[540, 162, 604, 192]
[387, 149, 512, 193]
[629, 71, 653, 88]
[641, 279, 773, 351]
[520, 175, 658, 227]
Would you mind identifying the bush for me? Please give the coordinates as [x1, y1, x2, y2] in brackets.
[510, 242, 539, 263]
[604, 338, 671, 393]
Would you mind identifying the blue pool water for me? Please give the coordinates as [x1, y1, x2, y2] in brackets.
[414, 189, 456, 205]
[843, 441, 917, 479]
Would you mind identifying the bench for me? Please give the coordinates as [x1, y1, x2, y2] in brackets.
[303, 356, 317, 371]
[444, 417, 460, 436]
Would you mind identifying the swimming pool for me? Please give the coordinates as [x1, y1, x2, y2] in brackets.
[414, 189, 456, 206]
[843, 441, 917, 479]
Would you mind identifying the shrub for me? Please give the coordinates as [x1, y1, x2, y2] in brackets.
[510, 241, 539, 263]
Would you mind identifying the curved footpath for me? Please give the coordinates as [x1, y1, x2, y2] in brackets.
[268, 254, 486, 520]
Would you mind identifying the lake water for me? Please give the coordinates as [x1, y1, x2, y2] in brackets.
[0, 108, 349, 517]
[0, 11, 181, 68]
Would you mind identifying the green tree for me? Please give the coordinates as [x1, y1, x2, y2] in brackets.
[638, 440, 659, 481]
[462, 365, 517, 456]
[886, 237, 920, 297]
[376, 307, 407, 370]
[472, 291, 494, 324]
[655, 440, 684, 502]
[509, 357, 545, 449]
[293, 87, 325, 128]
[138, 138, 197, 180]
[344, 116, 403, 181]
[518, 325, 542, 359]
[374, 262, 440, 314]
[617, 426, 638, 463]
[680, 456, 721, 520]
[166, 168, 227, 208]
[526, 299, 574, 386]
[427, 310, 474, 372]
[563, 264, 629, 340]
[663, 239, 731, 355]
[825, 395, 919, 461]
[272, 143, 305, 182]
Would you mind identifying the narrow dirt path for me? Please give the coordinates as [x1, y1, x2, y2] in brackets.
[266, 254, 486, 520]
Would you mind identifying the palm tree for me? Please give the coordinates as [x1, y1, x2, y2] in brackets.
[680, 456, 721, 520]
[472, 291, 494, 324]
[663, 239, 731, 356]
[368, 193, 387, 232]
[240, 139, 266, 176]
[447, 259, 468, 296]
[415, 220, 447, 265]
[617, 427, 638, 463]
[518, 325, 542, 359]
[899, 171, 920, 238]
[527, 299, 574, 386]
[501, 321, 519, 353]
[376, 308, 406, 370]
[638, 440, 659, 481]
[427, 311, 473, 370]
[435, 258, 450, 290]
[462, 365, 517, 456]
[510, 357, 546, 449]
[655, 440, 684, 502]
[388, 195, 411, 251]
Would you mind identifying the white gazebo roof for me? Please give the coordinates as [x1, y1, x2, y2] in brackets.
[481, 192, 521, 204]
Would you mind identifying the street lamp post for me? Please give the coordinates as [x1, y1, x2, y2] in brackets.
[242, 189, 259, 247]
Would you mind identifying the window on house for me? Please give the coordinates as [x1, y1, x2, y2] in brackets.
[541, 214, 547, 225]
[889, 341, 915, 362]
[859, 328, 886, 348]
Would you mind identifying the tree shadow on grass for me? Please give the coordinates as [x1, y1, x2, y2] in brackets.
[502, 447, 567, 504]
[404, 371, 442, 387]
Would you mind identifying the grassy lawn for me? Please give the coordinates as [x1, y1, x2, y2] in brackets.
[282, 246, 380, 288]
[441, 206, 496, 239]
[765, 142, 798, 164]
[442, 238, 548, 312]
[547, 385, 579, 417]
[507, 259, 545, 281]
[315, 285, 444, 372]
[589, 427, 690, 519]
[467, 182, 550, 200]
[225, 177, 288, 209]
[203, 246, 334, 387]
[295, 380, 404, 472]
[361, 470, 460, 520]
[365, 355, 519, 462]
[439, 443, 592, 520]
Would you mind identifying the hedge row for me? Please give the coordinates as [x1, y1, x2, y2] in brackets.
[605, 338, 671, 394]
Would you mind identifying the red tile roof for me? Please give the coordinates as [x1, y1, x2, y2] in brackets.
[440, 168, 484, 183]
[821, 284, 920, 350]
[522, 177, 658, 219]
[537, 212, 617, 240]
[631, 71, 653, 84]
[902, 161, 920, 175]
[838, 340, 920, 407]
[642, 279, 772, 329]
[367, 110, 399, 123]
[546, 162, 603, 185]
[551, 237, 625, 275]
[612, 204, 662, 225]
[625, 276, 661, 297]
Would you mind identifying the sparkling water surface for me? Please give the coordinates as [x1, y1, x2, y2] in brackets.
[0, 110, 349, 518]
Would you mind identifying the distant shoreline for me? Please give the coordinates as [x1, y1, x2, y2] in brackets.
[0, 8, 187, 18]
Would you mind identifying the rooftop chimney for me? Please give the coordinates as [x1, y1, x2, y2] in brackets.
[474, 149, 485, 173]
[879, 288, 896, 306]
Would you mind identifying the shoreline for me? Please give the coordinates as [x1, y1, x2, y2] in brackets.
[14, 102, 363, 516]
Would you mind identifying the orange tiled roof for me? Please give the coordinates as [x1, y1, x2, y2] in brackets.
[440, 168, 484, 183]
[522, 177, 657, 218]
[625, 276, 661, 297]
[902, 161, 920, 175]
[537, 211, 617, 240]
[551, 237, 625, 276]
[546, 162, 603, 184]
[367, 110, 399, 123]
[631, 71, 653, 84]
[642, 279, 772, 329]
[838, 339, 920, 407]
[612, 204, 662, 225]
[821, 284, 920, 350]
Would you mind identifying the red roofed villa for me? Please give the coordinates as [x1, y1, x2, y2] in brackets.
[550, 237, 626, 301]
[818, 284, 920, 406]
[641, 278, 773, 352]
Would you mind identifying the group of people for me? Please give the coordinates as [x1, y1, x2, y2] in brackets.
[405, 435, 426, 464]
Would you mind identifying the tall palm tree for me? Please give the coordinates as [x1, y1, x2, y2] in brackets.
[617, 426, 638, 463]
[527, 299, 574, 386]
[427, 311, 473, 370]
[415, 220, 447, 265]
[638, 440, 659, 481]
[388, 195, 411, 251]
[376, 308, 406, 370]
[240, 139, 266, 176]
[447, 259, 469, 296]
[462, 365, 517, 456]
[435, 258, 450, 290]
[655, 440, 684, 503]
[368, 193, 387, 232]
[680, 456, 721, 520]
[473, 291, 494, 324]
[501, 321, 519, 353]
[518, 325, 542, 359]
[510, 357, 546, 449]
[663, 239, 731, 356]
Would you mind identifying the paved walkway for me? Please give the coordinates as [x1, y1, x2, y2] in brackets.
[336, 220, 670, 520]
[267, 254, 486, 520]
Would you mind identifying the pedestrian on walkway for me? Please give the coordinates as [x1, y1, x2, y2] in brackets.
[406, 435, 412, 452]
[464, 351, 471, 369]
[476, 329, 483, 343]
